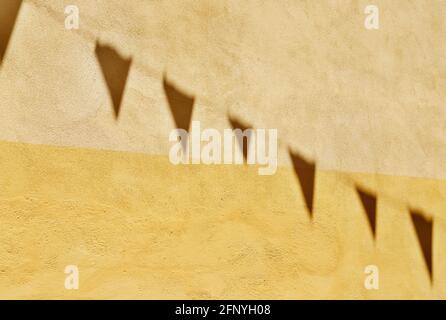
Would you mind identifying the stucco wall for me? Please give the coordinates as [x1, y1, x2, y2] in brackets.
[0, 0, 445, 299]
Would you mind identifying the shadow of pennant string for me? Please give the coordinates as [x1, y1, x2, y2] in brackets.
[289, 148, 316, 218]
[228, 116, 253, 162]
[163, 75, 195, 151]
[356, 186, 377, 240]
[0, 0, 22, 66]
[304, 160, 441, 285]
[410, 209, 434, 283]
[95, 42, 132, 118]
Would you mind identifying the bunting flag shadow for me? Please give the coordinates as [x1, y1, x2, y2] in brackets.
[95, 42, 132, 118]
[228, 115, 253, 162]
[356, 187, 377, 239]
[289, 148, 316, 218]
[410, 209, 433, 284]
[163, 75, 195, 133]
[0, 0, 22, 66]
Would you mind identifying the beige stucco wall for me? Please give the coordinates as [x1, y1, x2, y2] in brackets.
[0, 0, 445, 299]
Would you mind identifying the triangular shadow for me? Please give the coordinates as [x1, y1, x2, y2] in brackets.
[0, 0, 22, 66]
[355, 186, 377, 240]
[289, 148, 316, 218]
[163, 75, 195, 133]
[95, 42, 132, 118]
[410, 209, 433, 284]
[228, 115, 253, 162]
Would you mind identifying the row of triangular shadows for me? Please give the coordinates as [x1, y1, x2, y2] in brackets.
[95, 40, 256, 158]
[290, 152, 434, 284]
[3, 10, 434, 286]
[1, 11, 248, 157]
[161, 67, 435, 286]
[97, 41, 434, 285]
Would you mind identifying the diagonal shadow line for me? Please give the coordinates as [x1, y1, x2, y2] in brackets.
[95, 41, 132, 119]
[0, 0, 22, 66]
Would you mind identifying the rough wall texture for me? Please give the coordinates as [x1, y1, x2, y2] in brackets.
[0, 0, 445, 299]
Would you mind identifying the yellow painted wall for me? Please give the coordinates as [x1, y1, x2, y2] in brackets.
[0, 0, 445, 299]
[0, 141, 445, 299]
